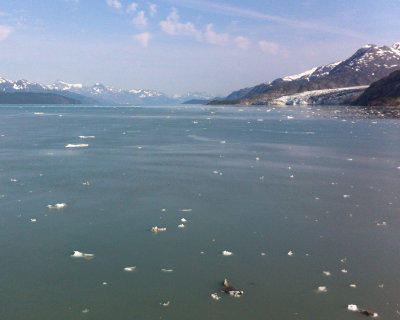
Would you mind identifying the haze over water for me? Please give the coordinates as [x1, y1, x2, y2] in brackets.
[0, 105, 399, 320]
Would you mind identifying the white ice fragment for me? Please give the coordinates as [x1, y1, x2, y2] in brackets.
[124, 266, 136, 272]
[229, 291, 244, 297]
[178, 224, 185, 228]
[46, 203, 67, 209]
[180, 209, 192, 212]
[82, 181, 90, 186]
[211, 293, 221, 301]
[376, 221, 387, 226]
[79, 136, 95, 139]
[343, 194, 350, 198]
[349, 283, 357, 288]
[323, 271, 331, 276]
[220, 140, 226, 144]
[65, 144, 88, 148]
[260, 252, 266, 256]
[287, 116, 294, 119]
[30, 218, 37, 223]
[256, 157, 260, 161]
[290, 175, 294, 178]
[151, 226, 166, 233]
[222, 250, 233, 256]
[102, 282, 108, 285]
[288, 251, 294, 256]
[82, 308, 90, 314]
[341, 269, 348, 273]
[161, 269, 173, 273]
[10, 178, 18, 182]
[161, 208, 166, 212]
[34, 112, 44, 115]
[180, 218, 187, 222]
[71, 251, 94, 259]
[347, 158, 353, 161]
[317, 286, 327, 293]
[161, 301, 170, 307]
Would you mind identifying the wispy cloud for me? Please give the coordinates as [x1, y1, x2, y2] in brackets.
[0, 25, 13, 41]
[149, 3, 158, 17]
[135, 32, 151, 47]
[127, 2, 138, 13]
[132, 11, 148, 27]
[235, 36, 250, 50]
[106, 0, 122, 9]
[160, 9, 202, 40]
[166, 0, 368, 39]
[258, 40, 279, 54]
[204, 24, 229, 46]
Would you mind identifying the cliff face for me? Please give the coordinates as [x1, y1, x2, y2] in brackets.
[353, 70, 400, 107]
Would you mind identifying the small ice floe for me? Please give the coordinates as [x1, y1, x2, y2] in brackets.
[288, 251, 294, 256]
[397, 166, 400, 170]
[30, 218, 37, 223]
[376, 221, 387, 227]
[180, 218, 187, 223]
[290, 175, 294, 178]
[257, 118, 263, 122]
[71, 251, 94, 260]
[211, 293, 221, 301]
[378, 283, 384, 288]
[34, 112, 44, 115]
[287, 116, 294, 119]
[349, 284, 357, 288]
[46, 203, 67, 210]
[180, 209, 192, 212]
[316, 286, 327, 293]
[259, 176, 264, 180]
[343, 194, 350, 198]
[192, 121, 198, 124]
[222, 250, 233, 256]
[161, 208, 166, 212]
[341, 269, 348, 273]
[79, 136, 95, 139]
[82, 181, 90, 186]
[161, 268, 173, 273]
[82, 308, 90, 314]
[221, 279, 244, 297]
[260, 252, 266, 256]
[340, 258, 347, 263]
[256, 157, 260, 161]
[161, 301, 170, 307]
[124, 266, 136, 272]
[10, 178, 18, 182]
[322, 271, 331, 276]
[137, 146, 142, 149]
[177, 224, 185, 228]
[347, 304, 378, 317]
[151, 226, 166, 234]
[65, 144, 88, 148]
[102, 282, 108, 285]
[347, 158, 353, 161]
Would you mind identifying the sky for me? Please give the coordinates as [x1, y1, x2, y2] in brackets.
[0, 0, 399, 96]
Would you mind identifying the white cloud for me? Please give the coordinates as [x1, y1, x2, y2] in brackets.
[149, 4, 158, 17]
[127, 2, 138, 13]
[132, 11, 148, 27]
[235, 36, 250, 50]
[258, 40, 279, 54]
[0, 25, 13, 41]
[106, 0, 122, 9]
[160, 9, 202, 40]
[204, 24, 229, 46]
[135, 32, 151, 48]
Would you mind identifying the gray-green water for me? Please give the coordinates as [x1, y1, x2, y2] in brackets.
[0, 105, 399, 320]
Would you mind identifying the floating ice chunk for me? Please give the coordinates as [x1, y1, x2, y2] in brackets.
[82, 181, 90, 186]
[229, 291, 244, 297]
[347, 158, 353, 161]
[256, 157, 260, 161]
[161, 208, 166, 212]
[211, 293, 221, 301]
[317, 286, 327, 293]
[124, 266, 136, 272]
[10, 178, 18, 182]
[349, 284, 357, 288]
[222, 250, 233, 256]
[82, 308, 89, 314]
[46, 203, 67, 209]
[220, 140, 226, 144]
[137, 146, 142, 149]
[343, 195, 350, 198]
[71, 251, 94, 259]
[376, 221, 387, 226]
[161, 269, 173, 273]
[378, 283, 384, 288]
[161, 301, 170, 307]
[290, 175, 294, 178]
[30, 218, 37, 223]
[180, 218, 187, 222]
[341, 269, 348, 273]
[65, 144, 88, 148]
[178, 224, 185, 228]
[151, 226, 166, 233]
[323, 271, 331, 276]
[180, 209, 192, 212]
[287, 116, 294, 119]
[79, 136, 95, 139]
[397, 166, 400, 170]
[34, 112, 44, 115]
[260, 252, 266, 256]
[288, 251, 294, 256]
[347, 304, 378, 317]
[340, 258, 347, 263]
[102, 282, 108, 285]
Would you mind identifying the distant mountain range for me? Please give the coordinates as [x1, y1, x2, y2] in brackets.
[210, 42, 400, 106]
[0, 78, 213, 105]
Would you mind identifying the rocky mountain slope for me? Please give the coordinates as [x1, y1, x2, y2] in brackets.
[210, 42, 400, 105]
[353, 70, 400, 107]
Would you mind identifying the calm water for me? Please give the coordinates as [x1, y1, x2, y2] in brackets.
[0, 105, 399, 320]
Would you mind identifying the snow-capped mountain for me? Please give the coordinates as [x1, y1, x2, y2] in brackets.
[214, 42, 400, 105]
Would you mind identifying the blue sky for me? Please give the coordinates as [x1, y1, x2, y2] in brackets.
[0, 0, 399, 96]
